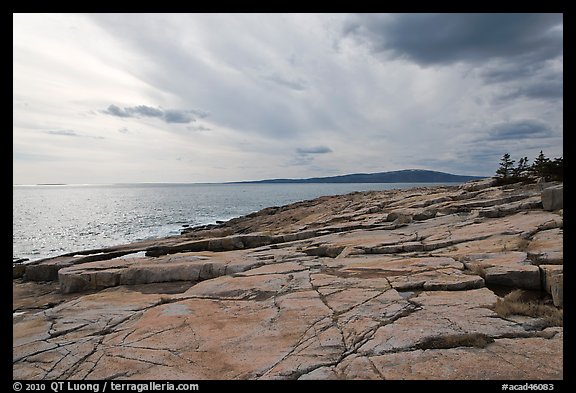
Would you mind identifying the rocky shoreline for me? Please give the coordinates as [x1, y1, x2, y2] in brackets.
[13, 178, 563, 380]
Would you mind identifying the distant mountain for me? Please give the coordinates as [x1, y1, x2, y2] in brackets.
[235, 169, 486, 184]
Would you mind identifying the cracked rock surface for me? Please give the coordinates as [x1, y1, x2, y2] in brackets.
[13, 179, 563, 379]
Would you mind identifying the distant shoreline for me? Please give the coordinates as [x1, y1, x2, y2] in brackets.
[13, 168, 488, 187]
[230, 169, 487, 184]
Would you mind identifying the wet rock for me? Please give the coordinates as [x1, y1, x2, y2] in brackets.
[13, 264, 27, 279]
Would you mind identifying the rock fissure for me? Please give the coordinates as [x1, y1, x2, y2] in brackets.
[366, 356, 387, 380]
[58, 337, 104, 379]
[256, 315, 335, 379]
[114, 353, 170, 367]
[82, 351, 105, 379]
[345, 302, 419, 357]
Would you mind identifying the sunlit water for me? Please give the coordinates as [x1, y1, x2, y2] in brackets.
[13, 182, 456, 262]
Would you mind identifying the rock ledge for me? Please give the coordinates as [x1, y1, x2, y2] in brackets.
[13, 180, 563, 380]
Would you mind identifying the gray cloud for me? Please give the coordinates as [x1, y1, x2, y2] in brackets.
[344, 14, 563, 106]
[102, 104, 206, 124]
[46, 129, 80, 136]
[481, 60, 547, 84]
[264, 73, 307, 91]
[103, 104, 130, 118]
[296, 146, 333, 155]
[497, 75, 563, 101]
[12, 14, 563, 184]
[46, 130, 104, 139]
[88, 14, 325, 141]
[163, 110, 194, 124]
[186, 125, 211, 132]
[289, 155, 314, 166]
[288, 145, 333, 167]
[345, 13, 562, 66]
[130, 105, 164, 117]
[482, 119, 556, 141]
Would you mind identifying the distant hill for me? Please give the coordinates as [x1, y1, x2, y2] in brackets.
[235, 169, 486, 184]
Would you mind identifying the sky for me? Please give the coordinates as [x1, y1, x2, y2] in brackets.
[13, 13, 563, 184]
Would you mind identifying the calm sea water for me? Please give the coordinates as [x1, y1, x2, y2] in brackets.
[13, 182, 453, 262]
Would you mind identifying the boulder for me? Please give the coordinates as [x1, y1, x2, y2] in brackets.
[540, 265, 563, 307]
[24, 257, 77, 282]
[462, 252, 541, 290]
[413, 209, 437, 221]
[526, 228, 563, 265]
[550, 274, 563, 308]
[541, 184, 563, 211]
[483, 265, 541, 290]
[385, 211, 412, 223]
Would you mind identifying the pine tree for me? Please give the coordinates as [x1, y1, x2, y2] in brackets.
[512, 156, 530, 179]
[548, 157, 563, 181]
[495, 153, 515, 182]
[531, 150, 550, 178]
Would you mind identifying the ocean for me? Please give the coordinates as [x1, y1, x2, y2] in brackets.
[13, 182, 455, 262]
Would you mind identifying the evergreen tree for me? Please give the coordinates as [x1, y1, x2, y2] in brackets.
[548, 157, 563, 181]
[494, 151, 562, 184]
[512, 156, 530, 179]
[495, 153, 515, 181]
[531, 150, 550, 178]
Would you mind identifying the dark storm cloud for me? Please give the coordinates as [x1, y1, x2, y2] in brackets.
[345, 13, 563, 66]
[102, 104, 207, 124]
[482, 119, 556, 141]
[344, 13, 563, 106]
[296, 146, 333, 155]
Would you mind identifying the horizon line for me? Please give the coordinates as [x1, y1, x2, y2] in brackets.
[13, 169, 491, 187]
